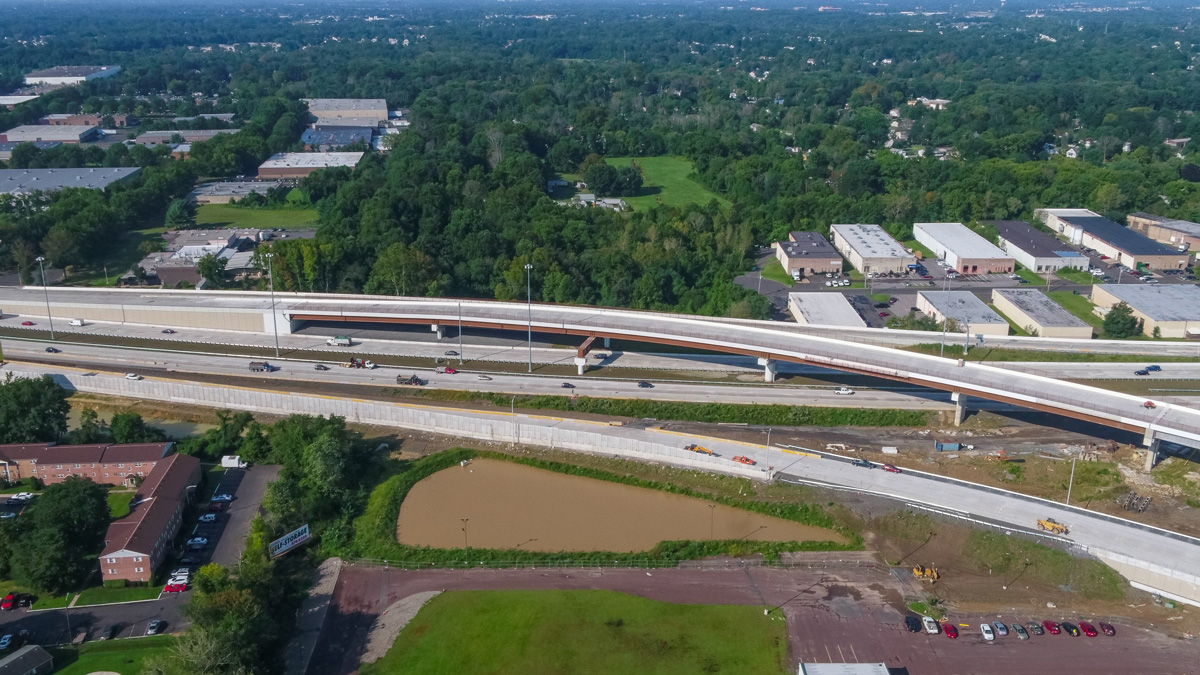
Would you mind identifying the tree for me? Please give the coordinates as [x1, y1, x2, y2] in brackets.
[583, 162, 620, 196]
[197, 253, 227, 288]
[363, 243, 440, 297]
[69, 408, 109, 444]
[0, 374, 69, 443]
[110, 412, 167, 444]
[1103, 302, 1143, 338]
[10, 477, 110, 594]
[165, 198, 198, 229]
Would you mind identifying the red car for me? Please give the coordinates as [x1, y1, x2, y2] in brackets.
[1079, 622, 1098, 637]
[1042, 620, 1061, 635]
[20, 321, 33, 326]
[882, 463, 901, 474]
[163, 583, 187, 593]
[207, 502, 224, 513]
[0, 594, 14, 610]
[941, 623, 958, 639]
[878, 311, 890, 318]
[920, 274, 933, 279]
[1099, 622, 1115, 636]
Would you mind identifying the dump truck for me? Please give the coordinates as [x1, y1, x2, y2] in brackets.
[912, 564, 940, 584]
[326, 336, 352, 347]
[684, 444, 715, 456]
[732, 456, 756, 466]
[248, 361, 272, 372]
[1037, 518, 1069, 535]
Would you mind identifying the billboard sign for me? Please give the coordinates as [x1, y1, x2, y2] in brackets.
[269, 524, 311, 558]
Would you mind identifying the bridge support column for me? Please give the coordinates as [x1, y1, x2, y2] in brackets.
[952, 392, 968, 426]
[603, 337, 611, 349]
[431, 324, 444, 339]
[757, 358, 777, 383]
[1144, 436, 1161, 471]
[574, 356, 587, 375]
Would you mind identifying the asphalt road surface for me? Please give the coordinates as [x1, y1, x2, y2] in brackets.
[0, 591, 187, 646]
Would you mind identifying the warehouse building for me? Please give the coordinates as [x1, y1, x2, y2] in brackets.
[257, 152, 363, 179]
[0, 168, 141, 195]
[23, 65, 121, 86]
[916, 291, 1009, 336]
[774, 231, 843, 279]
[913, 222, 1014, 274]
[0, 124, 100, 144]
[0, 95, 39, 109]
[991, 289, 1092, 339]
[830, 223, 915, 274]
[0, 141, 60, 161]
[190, 180, 288, 204]
[1036, 208, 1189, 270]
[1126, 212, 1200, 253]
[787, 292, 867, 328]
[300, 127, 374, 151]
[991, 220, 1087, 273]
[302, 98, 388, 124]
[1091, 284, 1200, 338]
[134, 129, 240, 145]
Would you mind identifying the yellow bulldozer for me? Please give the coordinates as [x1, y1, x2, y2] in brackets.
[1037, 518, 1069, 535]
[912, 564, 940, 584]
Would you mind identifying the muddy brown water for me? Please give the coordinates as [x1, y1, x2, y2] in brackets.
[396, 458, 846, 552]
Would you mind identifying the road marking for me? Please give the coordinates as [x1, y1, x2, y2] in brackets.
[849, 643, 858, 662]
[824, 644, 833, 661]
[836, 644, 846, 662]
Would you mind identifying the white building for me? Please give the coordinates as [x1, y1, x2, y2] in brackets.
[24, 65, 121, 86]
[257, 152, 364, 179]
[992, 220, 1087, 273]
[829, 224, 915, 274]
[990, 289, 1092, 339]
[913, 222, 1014, 274]
[916, 291, 1009, 336]
[787, 293, 867, 328]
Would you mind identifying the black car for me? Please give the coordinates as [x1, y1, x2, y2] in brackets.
[314, 364, 330, 371]
[561, 382, 575, 389]
[637, 381, 653, 388]
[100, 624, 121, 640]
[1061, 622, 1081, 637]
[161, 329, 176, 334]
[852, 459, 875, 469]
[45, 347, 60, 353]
[180, 554, 203, 565]
[1134, 369, 1149, 376]
[905, 616, 922, 633]
[444, 350, 459, 356]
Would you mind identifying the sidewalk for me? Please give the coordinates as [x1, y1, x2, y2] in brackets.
[284, 557, 343, 675]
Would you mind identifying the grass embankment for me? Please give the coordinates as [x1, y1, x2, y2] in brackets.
[49, 635, 176, 675]
[759, 259, 794, 287]
[902, 239, 936, 260]
[74, 584, 162, 606]
[899, 343, 1195, 363]
[602, 156, 729, 210]
[348, 449, 858, 565]
[361, 590, 789, 675]
[107, 490, 135, 519]
[1014, 266, 1048, 286]
[196, 203, 318, 229]
[989, 305, 1032, 337]
[399, 391, 933, 427]
[1056, 267, 1100, 285]
[965, 531, 1126, 601]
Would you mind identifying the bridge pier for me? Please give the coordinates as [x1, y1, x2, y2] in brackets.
[952, 392, 968, 426]
[1145, 438, 1161, 471]
[431, 323, 444, 339]
[757, 358, 777, 383]
[603, 337, 611, 348]
[574, 356, 587, 375]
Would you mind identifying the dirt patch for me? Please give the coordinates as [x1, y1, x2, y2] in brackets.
[396, 458, 845, 552]
[362, 591, 442, 664]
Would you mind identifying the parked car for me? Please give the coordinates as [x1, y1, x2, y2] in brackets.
[179, 554, 203, 565]
[904, 616, 921, 633]
[12, 493, 32, 502]
[125, 373, 142, 380]
[638, 381, 653, 388]
[198, 514, 216, 523]
[1, 634, 15, 650]
[922, 616, 940, 634]
[888, 297, 898, 304]
[1027, 621, 1045, 636]
[1042, 620, 1061, 635]
[100, 624, 121, 640]
[1062, 622, 1080, 637]
[980, 624, 995, 641]
[161, 329, 176, 334]
[146, 620, 166, 636]
[851, 459, 874, 469]
[170, 568, 191, 578]
[207, 502, 224, 513]
[992, 621, 1008, 636]
[0, 594, 13, 611]
[1013, 623, 1029, 640]
[878, 311, 890, 318]
[1079, 622, 1098, 637]
[0, 513, 14, 520]
[168, 576, 189, 586]
[1099, 622, 1116, 636]
[211, 494, 234, 502]
[15, 594, 34, 608]
[314, 364, 330, 371]
[882, 463, 901, 474]
[163, 583, 187, 593]
[1146, 365, 1162, 372]
[942, 623, 958, 639]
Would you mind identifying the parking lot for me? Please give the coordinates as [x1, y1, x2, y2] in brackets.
[0, 591, 187, 647]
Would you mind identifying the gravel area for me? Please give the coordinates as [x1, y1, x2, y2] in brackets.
[361, 591, 443, 664]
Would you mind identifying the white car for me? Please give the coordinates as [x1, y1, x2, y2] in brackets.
[186, 537, 208, 547]
[980, 623, 995, 641]
[12, 493, 33, 501]
[922, 616, 940, 634]
[198, 514, 216, 523]
[170, 568, 191, 578]
[125, 373, 143, 381]
[168, 575, 190, 586]
[476, 375, 493, 381]
[834, 387, 854, 395]
[211, 494, 234, 502]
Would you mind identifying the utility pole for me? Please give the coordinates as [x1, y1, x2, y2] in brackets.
[35, 256, 54, 340]
[457, 302, 463, 365]
[266, 253, 280, 358]
[1065, 457, 1077, 506]
[524, 263, 533, 373]
[709, 504, 716, 540]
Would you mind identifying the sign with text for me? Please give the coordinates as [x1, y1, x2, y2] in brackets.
[269, 524, 310, 558]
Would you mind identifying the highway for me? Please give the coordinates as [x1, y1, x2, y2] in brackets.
[1, 287, 1199, 447]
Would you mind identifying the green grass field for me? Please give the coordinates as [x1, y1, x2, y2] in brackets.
[1046, 291, 1104, 331]
[74, 584, 162, 606]
[361, 590, 789, 675]
[1056, 267, 1099, 285]
[602, 156, 729, 210]
[965, 531, 1125, 600]
[759, 259, 794, 286]
[49, 635, 176, 675]
[1014, 266, 1048, 286]
[108, 491, 135, 519]
[902, 239, 936, 260]
[196, 204, 318, 229]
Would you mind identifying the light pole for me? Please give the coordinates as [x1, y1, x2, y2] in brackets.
[461, 518, 469, 550]
[709, 503, 716, 540]
[457, 302, 463, 365]
[524, 263, 533, 373]
[511, 395, 518, 448]
[765, 427, 773, 450]
[1065, 457, 1077, 505]
[35, 256, 54, 340]
[266, 253, 279, 358]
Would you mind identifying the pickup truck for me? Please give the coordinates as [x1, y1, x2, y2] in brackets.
[435, 366, 457, 374]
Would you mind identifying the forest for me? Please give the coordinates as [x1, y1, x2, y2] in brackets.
[2, 1, 1200, 315]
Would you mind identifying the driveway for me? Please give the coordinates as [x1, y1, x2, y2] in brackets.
[208, 465, 281, 568]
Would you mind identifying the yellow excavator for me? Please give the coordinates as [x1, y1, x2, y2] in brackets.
[912, 564, 940, 583]
[1037, 518, 1069, 535]
[685, 444, 716, 456]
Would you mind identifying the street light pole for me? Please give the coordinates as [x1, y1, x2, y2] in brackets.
[266, 253, 279, 358]
[35, 256, 54, 340]
[524, 263, 533, 373]
[1065, 457, 1077, 506]
[457, 302, 463, 365]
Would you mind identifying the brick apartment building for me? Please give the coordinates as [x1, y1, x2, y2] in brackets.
[0, 442, 173, 487]
[100, 452, 202, 583]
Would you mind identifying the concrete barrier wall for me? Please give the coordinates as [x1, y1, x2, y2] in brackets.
[12, 370, 769, 481]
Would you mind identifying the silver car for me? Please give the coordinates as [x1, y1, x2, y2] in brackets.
[992, 621, 1009, 637]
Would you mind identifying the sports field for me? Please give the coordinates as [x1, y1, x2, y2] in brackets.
[603, 156, 729, 210]
[360, 589, 789, 675]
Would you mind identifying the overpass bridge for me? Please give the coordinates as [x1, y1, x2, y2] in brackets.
[2, 287, 1199, 450]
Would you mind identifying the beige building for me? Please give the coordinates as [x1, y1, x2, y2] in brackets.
[830, 224, 915, 274]
[1126, 212, 1200, 253]
[913, 223, 1014, 274]
[302, 98, 388, 125]
[257, 152, 363, 179]
[774, 231, 843, 278]
[1036, 208, 1189, 271]
[990, 289, 1092, 339]
[916, 291, 1009, 336]
[1091, 285, 1200, 338]
[787, 293, 867, 328]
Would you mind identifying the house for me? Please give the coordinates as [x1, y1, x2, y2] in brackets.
[1035, 208, 1189, 270]
[100, 452, 202, 584]
[597, 197, 628, 211]
[1090, 285, 1200, 338]
[0, 645, 53, 675]
[1164, 138, 1191, 150]
[0, 442, 173, 487]
[913, 223, 1014, 274]
[991, 289, 1092, 339]
[1126, 212, 1200, 253]
[774, 231, 843, 278]
[0, 125, 100, 144]
[787, 293, 866, 328]
[257, 152, 363, 179]
[23, 65, 121, 86]
[990, 220, 1087, 273]
[916, 291, 1009, 336]
[830, 224, 914, 274]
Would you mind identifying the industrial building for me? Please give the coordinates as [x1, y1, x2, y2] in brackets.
[0, 124, 100, 144]
[0, 141, 60, 161]
[774, 231, 844, 278]
[1126, 212, 1200, 252]
[23, 65, 121, 86]
[0, 95, 39, 109]
[1036, 208, 1189, 270]
[991, 288, 1092, 338]
[302, 98, 388, 125]
[991, 220, 1087, 273]
[190, 180, 289, 204]
[787, 292, 867, 328]
[300, 126, 374, 151]
[134, 129, 240, 145]
[0, 167, 141, 195]
[916, 290, 1010, 336]
[257, 152, 364, 179]
[829, 223, 915, 274]
[912, 222, 1014, 274]
[1091, 284, 1200, 338]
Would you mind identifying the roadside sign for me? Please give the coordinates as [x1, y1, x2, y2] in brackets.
[269, 524, 310, 558]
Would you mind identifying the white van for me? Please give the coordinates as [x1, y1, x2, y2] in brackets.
[69, 319, 84, 327]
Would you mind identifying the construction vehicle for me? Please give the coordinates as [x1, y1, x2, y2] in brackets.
[397, 374, 426, 386]
[685, 444, 715, 456]
[912, 564, 940, 584]
[343, 358, 377, 369]
[248, 361, 272, 372]
[1037, 518, 1069, 535]
[985, 450, 1010, 462]
[732, 456, 756, 466]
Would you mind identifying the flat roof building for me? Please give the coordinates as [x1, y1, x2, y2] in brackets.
[0, 141, 61, 161]
[0, 95, 39, 109]
[300, 127, 374, 151]
[24, 65, 121, 86]
[0, 125, 100, 144]
[916, 290, 1009, 336]
[1126, 212, 1200, 252]
[1037, 208, 1189, 270]
[991, 289, 1092, 339]
[190, 180, 289, 204]
[302, 98, 388, 124]
[774, 231, 843, 278]
[0, 168, 140, 195]
[134, 129, 240, 145]
[257, 152, 363, 179]
[991, 220, 1087, 273]
[1091, 284, 1200, 338]
[913, 222, 1014, 274]
[787, 292, 867, 328]
[829, 223, 914, 274]
[0, 645, 53, 675]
